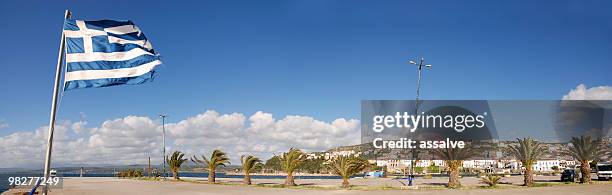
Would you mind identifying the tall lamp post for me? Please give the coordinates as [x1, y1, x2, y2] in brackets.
[408, 57, 432, 186]
[159, 114, 168, 179]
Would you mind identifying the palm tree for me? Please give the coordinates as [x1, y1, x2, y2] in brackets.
[166, 151, 187, 180]
[241, 155, 263, 185]
[434, 147, 474, 188]
[480, 174, 503, 187]
[192, 149, 230, 183]
[326, 156, 370, 188]
[564, 136, 605, 183]
[506, 137, 545, 186]
[280, 148, 307, 186]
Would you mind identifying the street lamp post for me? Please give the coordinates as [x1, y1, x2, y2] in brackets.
[408, 57, 432, 186]
[159, 114, 168, 179]
[410, 57, 433, 111]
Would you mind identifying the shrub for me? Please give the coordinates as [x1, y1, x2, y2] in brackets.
[427, 165, 440, 173]
[480, 174, 503, 187]
[414, 167, 424, 174]
[117, 169, 144, 178]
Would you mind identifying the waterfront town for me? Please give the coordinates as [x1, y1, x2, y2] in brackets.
[303, 137, 612, 174]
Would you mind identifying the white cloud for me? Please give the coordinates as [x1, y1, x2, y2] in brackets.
[245, 112, 360, 152]
[83, 116, 161, 164]
[562, 84, 612, 100]
[0, 117, 161, 168]
[166, 110, 359, 163]
[561, 84, 612, 137]
[0, 111, 360, 168]
[0, 122, 72, 168]
[71, 121, 89, 134]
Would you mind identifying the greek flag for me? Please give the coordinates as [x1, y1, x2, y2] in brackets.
[62, 19, 161, 90]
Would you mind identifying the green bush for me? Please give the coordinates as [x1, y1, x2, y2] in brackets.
[414, 167, 424, 174]
[117, 169, 144, 178]
[427, 165, 440, 173]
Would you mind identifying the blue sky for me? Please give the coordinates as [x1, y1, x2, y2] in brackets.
[0, 0, 611, 136]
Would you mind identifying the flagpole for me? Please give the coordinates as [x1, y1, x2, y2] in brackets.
[42, 9, 71, 195]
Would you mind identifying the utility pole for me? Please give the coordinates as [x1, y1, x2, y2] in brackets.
[408, 57, 432, 186]
[148, 157, 151, 178]
[159, 114, 168, 179]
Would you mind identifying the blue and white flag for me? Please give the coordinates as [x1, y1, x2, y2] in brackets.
[63, 19, 161, 90]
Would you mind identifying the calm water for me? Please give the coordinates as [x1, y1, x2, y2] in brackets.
[0, 172, 354, 193]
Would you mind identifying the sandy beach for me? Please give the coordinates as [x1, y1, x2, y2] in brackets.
[3, 175, 611, 195]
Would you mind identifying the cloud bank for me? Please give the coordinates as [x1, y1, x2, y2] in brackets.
[0, 111, 359, 168]
[562, 84, 612, 100]
[3, 84, 608, 168]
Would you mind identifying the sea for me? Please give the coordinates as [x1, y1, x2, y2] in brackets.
[0, 172, 349, 193]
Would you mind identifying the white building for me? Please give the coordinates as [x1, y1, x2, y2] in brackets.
[374, 159, 578, 173]
[462, 160, 497, 169]
[322, 150, 361, 160]
[532, 160, 560, 171]
[512, 159, 575, 172]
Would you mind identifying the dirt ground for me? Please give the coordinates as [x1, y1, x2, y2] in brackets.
[3, 176, 611, 195]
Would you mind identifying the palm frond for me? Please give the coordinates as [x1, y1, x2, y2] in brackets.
[166, 151, 187, 173]
[241, 155, 263, 173]
[564, 136, 604, 161]
[210, 149, 231, 169]
[280, 148, 307, 174]
[506, 137, 545, 166]
[326, 156, 370, 179]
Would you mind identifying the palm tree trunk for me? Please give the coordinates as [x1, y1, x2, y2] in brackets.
[244, 173, 251, 185]
[524, 167, 534, 186]
[580, 161, 591, 183]
[342, 177, 350, 188]
[448, 166, 461, 188]
[208, 170, 216, 183]
[285, 173, 296, 186]
[173, 170, 179, 180]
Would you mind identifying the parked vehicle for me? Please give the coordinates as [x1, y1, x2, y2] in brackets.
[50, 169, 57, 177]
[364, 171, 385, 178]
[596, 162, 612, 181]
[560, 169, 578, 182]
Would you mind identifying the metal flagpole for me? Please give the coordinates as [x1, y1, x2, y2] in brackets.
[42, 9, 71, 195]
